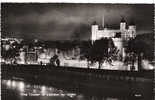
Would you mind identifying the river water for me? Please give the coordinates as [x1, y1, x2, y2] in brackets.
[1, 79, 124, 100]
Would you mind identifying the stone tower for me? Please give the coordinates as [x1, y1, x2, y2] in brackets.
[91, 21, 98, 44]
[128, 20, 136, 38]
[120, 17, 126, 32]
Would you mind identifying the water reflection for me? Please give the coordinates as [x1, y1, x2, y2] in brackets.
[18, 81, 25, 92]
[6, 80, 11, 87]
[2, 79, 77, 100]
[12, 80, 16, 87]
[2, 79, 121, 100]
[41, 86, 46, 95]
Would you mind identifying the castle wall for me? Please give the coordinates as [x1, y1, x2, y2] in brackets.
[120, 23, 126, 32]
[95, 29, 120, 40]
[112, 38, 123, 56]
[91, 25, 98, 41]
[128, 25, 136, 38]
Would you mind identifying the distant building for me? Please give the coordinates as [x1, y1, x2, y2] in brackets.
[91, 17, 136, 57]
[19, 48, 26, 64]
[91, 17, 136, 41]
[26, 51, 38, 64]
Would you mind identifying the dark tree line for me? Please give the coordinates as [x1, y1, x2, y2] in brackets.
[84, 38, 117, 69]
[1, 45, 19, 63]
[127, 37, 153, 71]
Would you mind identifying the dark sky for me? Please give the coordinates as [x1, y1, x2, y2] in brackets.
[1, 3, 154, 40]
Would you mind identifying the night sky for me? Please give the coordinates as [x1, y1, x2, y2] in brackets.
[1, 3, 154, 40]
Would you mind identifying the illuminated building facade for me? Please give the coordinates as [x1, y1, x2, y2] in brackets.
[91, 17, 136, 57]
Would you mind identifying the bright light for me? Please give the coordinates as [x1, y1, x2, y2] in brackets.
[67, 93, 76, 98]
[7, 80, 11, 87]
[41, 86, 46, 95]
[134, 94, 142, 97]
[18, 81, 25, 92]
[12, 81, 17, 88]
[142, 60, 154, 70]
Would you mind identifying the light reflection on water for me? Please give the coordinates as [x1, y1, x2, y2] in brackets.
[2, 79, 120, 100]
[2, 79, 78, 100]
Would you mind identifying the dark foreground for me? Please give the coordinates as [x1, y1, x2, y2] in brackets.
[1, 64, 154, 100]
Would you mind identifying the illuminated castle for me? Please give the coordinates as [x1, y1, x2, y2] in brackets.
[91, 17, 136, 57]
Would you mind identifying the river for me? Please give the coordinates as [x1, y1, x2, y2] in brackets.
[2, 79, 124, 100]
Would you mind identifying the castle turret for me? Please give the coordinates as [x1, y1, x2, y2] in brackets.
[91, 21, 98, 44]
[120, 17, 126, 32]
[128, 20, 136, 38]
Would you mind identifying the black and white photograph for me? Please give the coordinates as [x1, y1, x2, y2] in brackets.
[1, 3, 154, 100]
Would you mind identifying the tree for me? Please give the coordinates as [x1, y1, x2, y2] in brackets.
[1, 47, 19, 64]
[127, 38, 148, 71]
[79, 41, 92, 68]
[86, 38, 116, 69]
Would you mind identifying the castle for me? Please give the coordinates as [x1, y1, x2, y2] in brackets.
[91, 17, 136, 58]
